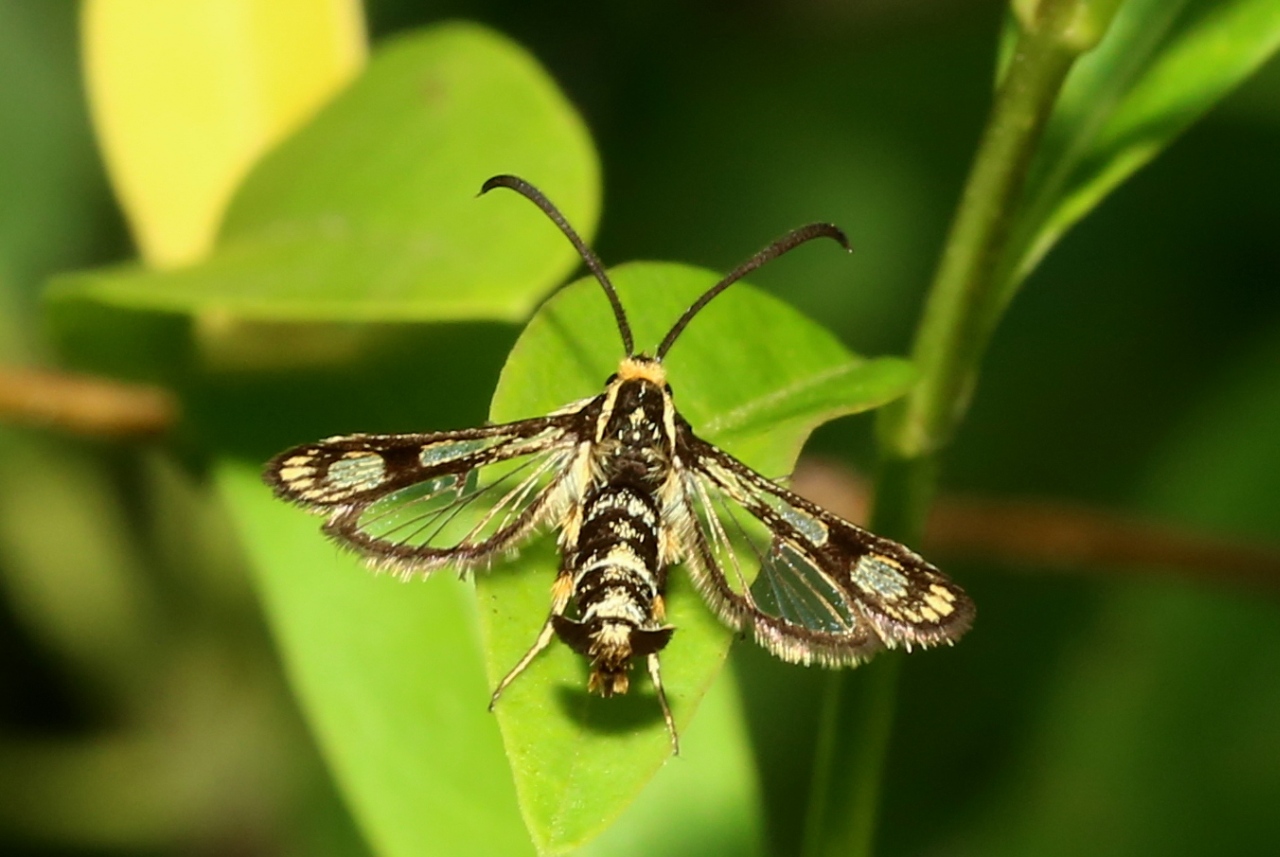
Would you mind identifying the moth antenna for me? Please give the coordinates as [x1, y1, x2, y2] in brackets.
[655, 223, 851, 360]
[480, 175, 634, 357]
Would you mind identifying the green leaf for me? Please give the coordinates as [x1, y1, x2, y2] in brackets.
[477, 262, 916, 854]
[49, 22, 599, 323]
[218, 461, 535, 857]
[1010, 0, 1280, 286]
[575, 668, 766, 857]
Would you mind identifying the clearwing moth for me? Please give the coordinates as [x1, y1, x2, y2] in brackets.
[264, 175, 974, 752]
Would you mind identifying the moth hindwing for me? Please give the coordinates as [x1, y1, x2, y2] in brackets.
[263, 174, 974, 754]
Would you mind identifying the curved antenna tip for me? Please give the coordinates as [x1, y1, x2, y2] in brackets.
[655, 220, 853, 359]
[475, 173, 636, 356]
[478, 174, 521, 197]
[816, 222, 854, 253]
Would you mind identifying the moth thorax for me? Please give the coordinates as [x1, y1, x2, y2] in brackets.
[602, 380, 667, 441]
[598, 378, 671, 485]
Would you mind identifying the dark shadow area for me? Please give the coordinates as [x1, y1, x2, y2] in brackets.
[553, 677, 669, 736]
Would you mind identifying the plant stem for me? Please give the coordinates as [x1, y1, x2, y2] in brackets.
[882, 0, 1095, 458]
[805, 2, 1113, 854]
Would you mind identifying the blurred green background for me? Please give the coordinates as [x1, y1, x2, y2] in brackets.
[2, 1, 1279, 855]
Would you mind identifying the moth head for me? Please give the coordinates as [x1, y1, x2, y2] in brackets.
[608, 356, 673, 410]
[616, 355, 667, 387]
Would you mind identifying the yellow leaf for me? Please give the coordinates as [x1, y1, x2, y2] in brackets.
[83, 0, 367, 268]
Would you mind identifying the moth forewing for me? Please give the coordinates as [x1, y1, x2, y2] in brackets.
[265, 416, 591, 578]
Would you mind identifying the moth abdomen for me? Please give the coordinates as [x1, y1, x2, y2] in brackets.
[557, 483, 672, 695]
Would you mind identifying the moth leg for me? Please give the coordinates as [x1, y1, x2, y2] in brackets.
[489, 618, 557, 709]
[648, 652, 679, 755]
[489, 570, 574, 710]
